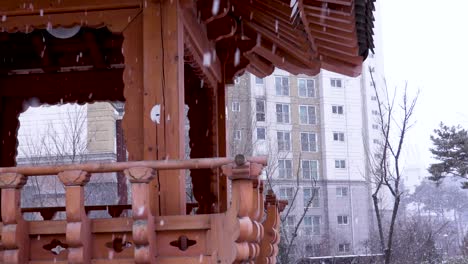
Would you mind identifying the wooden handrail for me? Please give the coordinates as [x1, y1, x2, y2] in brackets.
[0, 156, 267, 176]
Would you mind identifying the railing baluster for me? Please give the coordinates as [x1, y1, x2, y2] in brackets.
[223, 155, 265, 262]
[124, 167, 157, 264]
[58, 170, 91, 264]
[0, 173, 29, 263]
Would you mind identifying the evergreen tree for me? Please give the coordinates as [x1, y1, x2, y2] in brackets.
[428, 122, 468, 187]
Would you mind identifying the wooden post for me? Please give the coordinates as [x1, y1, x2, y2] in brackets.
[217, 83, 228, 212]
[157, 0, 186, 216]
[58, 170, 91, 264]
[0, 173, 28, 263]
[258, 190, 282, 264]
[222, 156, 265, 262]
[122, 0, 185, 216]
[124, 167, 157, 264]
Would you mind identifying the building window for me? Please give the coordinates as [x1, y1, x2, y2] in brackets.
[304, 187, 320, 208]
[278, 159, 293, 179]
[371, 95, 377, 100]
[277, 131, 291, 151]
[276, 104, 290, 123]
[275, 76, 290, 96]
[256, 127, 266, 140]
[372, 110, 379, 115]
[373, 139, 381, 144]
[286, 215, 295, 233]
[306, 244, 322, 257]
[304, 216, 321, 235]
[336, 187, 349, 197]
[280, 187, 294, 202]
[255, 77, 264, 85]
[231, 101, 240, 112]
[301, 160, 319, 180]
[335, 160, 346, 169]
[337, 215, 349, 225]
[331, 78, 343, 88]
[256, 99, 265, 122]
[298, 79, 316, 98]
[332, 105, 344, 115]
[372, 124, 379, 130]
[333, 132, 345, 142]
[234, 130, 241, 140]
[338, 243, 350, 253]
[299, 105, 316, 125]
[301, 132, 317, 152]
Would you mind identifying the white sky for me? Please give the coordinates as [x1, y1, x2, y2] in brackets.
[380, 0, 468, 172]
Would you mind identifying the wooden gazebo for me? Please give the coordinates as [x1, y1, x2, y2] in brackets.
[0, 0, 375, 263]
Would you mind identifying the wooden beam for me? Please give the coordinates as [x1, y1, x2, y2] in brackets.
[321, 55, 362, 77]
[306, 15, 355, 33]
[315, 39, 359, 56]
[181, 8, 222, 88]
[317, 46, 362, 65]
[0, 8, 141, 33]
[206, 15, 237, 41]
[0, 69, 124, 97]
[243, 20, 315, 62]
[197, 0, 230, 23]
[0, 0, 141, 16]
[244, 53, 275, 78]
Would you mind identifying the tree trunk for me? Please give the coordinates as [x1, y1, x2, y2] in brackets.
[385, 195, 400, 264]
[372, 193, 385, 252]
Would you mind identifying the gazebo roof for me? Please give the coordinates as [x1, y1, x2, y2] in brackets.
[0, 0, 375, 85]
[191, 0, 376, 79]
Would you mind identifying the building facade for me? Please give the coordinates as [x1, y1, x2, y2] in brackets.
[227, 68, 378, 256]
[17, 102, 124, 214]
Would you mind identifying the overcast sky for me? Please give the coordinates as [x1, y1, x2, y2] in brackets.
[380, 0, 468, 172]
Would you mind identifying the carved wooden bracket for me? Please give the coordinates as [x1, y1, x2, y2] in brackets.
[0, 173, 27, 189]
[58, 170, 90, 186]
[124, 167, 156, 183]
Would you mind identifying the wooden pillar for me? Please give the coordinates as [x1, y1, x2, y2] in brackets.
[0, 98, 22, 168]
[216, 84, 228, 212]
[0, 173, 28, 263]
[122, 0, 185, 216]
[124, 167, 157, 264]
[116, 119, 128, 205]
[58, 170, 91, 264]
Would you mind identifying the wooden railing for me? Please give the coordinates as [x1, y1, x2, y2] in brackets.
[0, 155, 283, 263]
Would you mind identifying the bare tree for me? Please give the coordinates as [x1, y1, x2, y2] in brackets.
[227, 96, 289, 191]
[18, 103, 117, 213]
[277, 155, 319, 264]
[368, 69, 419, 264]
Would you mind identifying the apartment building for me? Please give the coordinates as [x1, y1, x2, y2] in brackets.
[227, 68, 376, 256]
